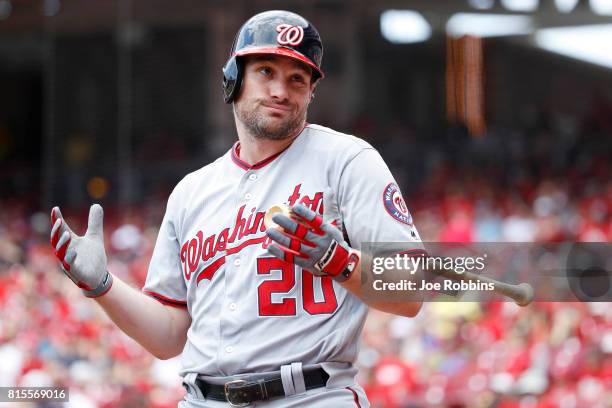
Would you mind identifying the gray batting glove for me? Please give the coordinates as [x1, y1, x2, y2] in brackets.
[50, 204, 113, 298]
[266, 204, 360, 282]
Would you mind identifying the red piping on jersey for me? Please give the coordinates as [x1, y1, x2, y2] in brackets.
[196, 256, 226, 285]
[143, 290, 188, 308]
[346, 387, 361, 408]
[230, 123, 307, 170]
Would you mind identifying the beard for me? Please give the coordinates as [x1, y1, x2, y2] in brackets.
[234, 98, 307, 141]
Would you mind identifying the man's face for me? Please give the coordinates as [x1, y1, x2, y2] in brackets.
[234, 55, 316, 141]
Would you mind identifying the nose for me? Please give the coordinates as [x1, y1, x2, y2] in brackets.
[268, 78, 289, 102]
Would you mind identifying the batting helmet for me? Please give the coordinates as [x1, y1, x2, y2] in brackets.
[222, 10, 324, 104]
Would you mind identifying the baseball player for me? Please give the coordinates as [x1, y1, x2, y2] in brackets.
[50, 10, 422, 407]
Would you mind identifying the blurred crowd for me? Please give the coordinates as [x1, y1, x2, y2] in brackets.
[353, 104, 612, 406]
[360, 302, 611, 407]
[0, 202, 184, 408]
[1, 103, 611, 407]
[360, 98, 612, 245]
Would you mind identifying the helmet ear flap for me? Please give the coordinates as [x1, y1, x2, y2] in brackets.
[222, 56, 243, 104]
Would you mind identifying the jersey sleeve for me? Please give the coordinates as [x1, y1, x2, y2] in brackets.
[336, 148, 423, 251]
[142, 187, 188, 309]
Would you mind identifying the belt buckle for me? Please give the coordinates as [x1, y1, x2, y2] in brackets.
[224, 379, 249, 407]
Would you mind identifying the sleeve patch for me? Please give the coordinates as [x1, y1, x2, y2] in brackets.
[383, 183, 413, 225]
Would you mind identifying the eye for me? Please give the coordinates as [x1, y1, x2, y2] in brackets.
[291, 74, 306, 84]
[258, 66, 272, 76]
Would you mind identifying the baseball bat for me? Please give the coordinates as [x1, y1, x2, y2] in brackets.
[428, 267, 534, 306]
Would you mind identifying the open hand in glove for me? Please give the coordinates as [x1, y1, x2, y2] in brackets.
[265, 204, 360, 282]
[50, 204, 113, 298]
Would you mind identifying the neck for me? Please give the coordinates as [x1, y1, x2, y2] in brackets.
[234, 120, 305, 165]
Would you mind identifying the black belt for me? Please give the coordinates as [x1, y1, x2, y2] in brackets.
[193, 367, 329, 407]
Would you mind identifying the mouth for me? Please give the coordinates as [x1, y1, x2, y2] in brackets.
[260, 102, 292, 112]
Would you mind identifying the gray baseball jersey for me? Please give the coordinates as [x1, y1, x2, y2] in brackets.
[143, 123, 421, 383]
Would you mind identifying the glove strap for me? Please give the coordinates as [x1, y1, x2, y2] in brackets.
[83, 271, 114, 298]
[315, 241, 359, 282]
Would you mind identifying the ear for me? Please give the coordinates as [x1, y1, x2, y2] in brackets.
[309, 81, 318, 103]
[310, 76, 320, 90]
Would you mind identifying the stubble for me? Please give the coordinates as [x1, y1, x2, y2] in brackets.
[234, 99, 307, 141]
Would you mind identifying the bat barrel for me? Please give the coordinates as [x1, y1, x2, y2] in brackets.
[431, 269, 534, 306]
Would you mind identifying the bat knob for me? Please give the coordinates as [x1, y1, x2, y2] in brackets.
[264, 204, 292, 230]
[515, 282, 534, 306]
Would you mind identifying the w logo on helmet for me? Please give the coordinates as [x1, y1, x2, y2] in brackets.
[276, 24, 304, 46]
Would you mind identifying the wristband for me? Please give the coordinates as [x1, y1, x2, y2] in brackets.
[83, 271, 114, 298]
[332, 252, 360, 282]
